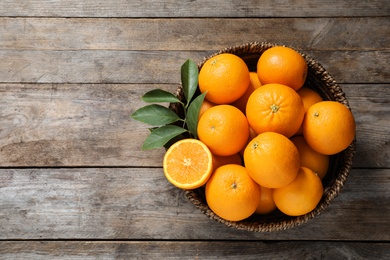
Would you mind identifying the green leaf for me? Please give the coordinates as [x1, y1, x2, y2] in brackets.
[131, 104, 181, 126]
[181, 59, 199, 105]
[163, 133, 187, 150]
[142, 125, 187, 150]
[186, 92, 206, 139]
[142, 89, 181, 103]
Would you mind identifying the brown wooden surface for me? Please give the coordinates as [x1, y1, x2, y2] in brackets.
[0, 168, 389, 241]
[0, 0, 389, 259]
[0, 0, 389, 17]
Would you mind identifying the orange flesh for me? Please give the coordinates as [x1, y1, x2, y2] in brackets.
[164, 140, 212, 186]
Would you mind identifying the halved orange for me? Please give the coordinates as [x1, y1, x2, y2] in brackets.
[163, 139, 213, 189]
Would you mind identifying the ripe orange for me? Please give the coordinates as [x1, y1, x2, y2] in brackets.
[246, 83, 305, 138]
[163, 139, 213, 190]
[212, 153, 242, 170]
[295, 87, 323, 135]
[198, 99, 215, 120]
[290, 136, 329, 180]
[205, 164, 261, 221]
[231, 72, 262, 114]
[255, 186, 277, 215]
[273, 167, 324, 216]
[239, 127, 257, 156]
[198, 105, 249, 156]
[244, 132, 300, 189]
[303, 101, 356, 155]
[198, 53, 250, 104]
[297, 87, 323, 112]
[257, 46, 308, 91]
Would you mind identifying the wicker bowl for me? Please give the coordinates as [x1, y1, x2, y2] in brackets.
[170, 42, 356, 232]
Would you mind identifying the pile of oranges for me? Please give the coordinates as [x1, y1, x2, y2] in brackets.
[163, 46, 356, 222]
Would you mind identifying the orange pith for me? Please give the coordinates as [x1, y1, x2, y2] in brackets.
[163, 139, 213, 189]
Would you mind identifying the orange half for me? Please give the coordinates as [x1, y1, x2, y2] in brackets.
[163, 139, 213, 189]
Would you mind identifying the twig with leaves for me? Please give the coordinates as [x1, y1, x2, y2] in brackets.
[131, 59, 206, 150]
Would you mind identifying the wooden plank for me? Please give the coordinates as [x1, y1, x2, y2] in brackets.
[0, 50, 388, 84]
[0, 83, 167, 167]
[0, 168, 388, 240]
[0, 0, 388, 17]
[1, 17, 388, 51]
[0, 50, 204, 84]
[342, 84, 390, 168]
[0, 241, 389, 259]
[0, 83, 388, 168]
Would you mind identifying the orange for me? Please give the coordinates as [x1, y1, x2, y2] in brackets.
[257, 46, 308, 91]
[290, 136, 329, 180]
[212, 153, 242, 170]
[295, 87, 323, 135]
[273, 167, 323, 216]
[255, 186, 277, 215]
[248, 127, 258, 141]
[198, 105, 249, 156]
[246, 83, 305, 138]
[297, 87, 323, 112]
[198, 99, 215, 120]
[303, 101, 356, 155]
[239, 127, 257, 156]
[163, 139, 213, 189]
[244, 132, 300, 189]
[205, 164, 261, 221]
[199, 53, 250, 104]
[231, 72, 262, 114]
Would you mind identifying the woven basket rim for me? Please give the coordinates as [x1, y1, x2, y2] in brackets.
[172, 41, 356, 232]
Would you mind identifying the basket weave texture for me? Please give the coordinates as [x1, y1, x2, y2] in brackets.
[170, 42, 356, 232]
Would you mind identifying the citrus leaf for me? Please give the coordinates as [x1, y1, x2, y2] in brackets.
[131, 104, 181, 126]
[181, 59, 199, 105]
[142, 125, 187, 150]
[186, 92, 206, 139]
[142, 89, 181, 103]
[163, 133, 187, 150]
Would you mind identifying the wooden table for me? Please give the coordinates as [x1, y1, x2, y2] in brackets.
[0, 1, 389, 259]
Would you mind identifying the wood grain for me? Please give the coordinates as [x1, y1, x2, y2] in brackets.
[0, 50, 388, 84]
[0, 168, 388, 241]
[341, 84, 390, 168]
[0, 84, 388, 167]
[1, 17, 388, 51]
[0, 0, 388, 256]
[0, 0, 388, 17]
[0, 241, 389, 259]
[0, 83, 167, 167]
